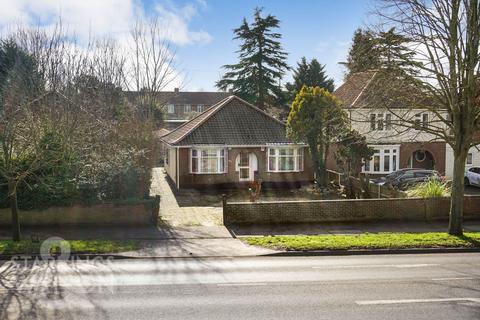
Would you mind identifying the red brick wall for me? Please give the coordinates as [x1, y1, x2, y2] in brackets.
[399, 142, 446, 175]
[223, 196, 480, 225]
[177, 147, 315, 189]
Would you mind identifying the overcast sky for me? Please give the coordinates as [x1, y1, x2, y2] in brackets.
[0, 0, 374, 91]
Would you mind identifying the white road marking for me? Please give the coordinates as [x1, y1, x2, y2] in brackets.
[431, 277, 476, 281]
[356, 298, 480, 305]
[312, 263, 438, 269]
[217, 283, 267, 287]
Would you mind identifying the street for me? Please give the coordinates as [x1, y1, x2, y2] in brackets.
[0, 253, 479, 319]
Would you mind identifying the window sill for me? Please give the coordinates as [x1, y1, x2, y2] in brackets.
[190, 172, 227, 175]
[267, 170, 303, 173]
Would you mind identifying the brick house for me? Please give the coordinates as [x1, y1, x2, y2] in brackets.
[156, 88, 230, 130]
[332, 71, 447, 176]
[161, 95, 314, 189]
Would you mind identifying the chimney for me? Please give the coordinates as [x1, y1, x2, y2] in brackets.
[174, 87, 179, 93]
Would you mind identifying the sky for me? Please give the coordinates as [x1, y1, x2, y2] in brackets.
[0, 0, 375, 91]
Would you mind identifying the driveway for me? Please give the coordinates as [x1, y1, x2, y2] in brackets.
[150, 168, 223, 227]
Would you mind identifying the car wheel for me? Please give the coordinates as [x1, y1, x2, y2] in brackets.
[464, 177, 470, 186]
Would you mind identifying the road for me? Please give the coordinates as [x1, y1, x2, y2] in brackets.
[0, 253, 479, 319]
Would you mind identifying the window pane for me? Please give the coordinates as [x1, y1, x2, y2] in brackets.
[298, 148, 304, 171]
[239, 153, 249, 166]
[192, 157, 198, 173]
[384, 155, 390, 172]
[219, 157, 225, 172]
[269, 156, 276, 171]
[269, 148, 276, 156]
[192, 149, 197, 157]
[467, 153, 473, 165]
[364, 159, 370, 171]
[385, 113, 392, 130]
[377, 114, 384, 131]
[392, 155, 397, 171]
[374, 156, 380, 172]
[370, 114, 376, 130]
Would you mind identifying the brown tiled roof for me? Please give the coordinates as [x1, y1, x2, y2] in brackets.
[333, 71, 377, 108]
[161, 95, 293, 146]
[125, 91, 230, 106]
[334, 70, 435, 110]
[154, 128, 171, 138]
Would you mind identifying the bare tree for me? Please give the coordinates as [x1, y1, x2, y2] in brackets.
[367, 0, 480, 235]
[126, 18, 180, 125]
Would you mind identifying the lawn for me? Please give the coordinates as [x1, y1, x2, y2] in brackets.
[0, 240, 138, 255]
[244, 232, 480, 251]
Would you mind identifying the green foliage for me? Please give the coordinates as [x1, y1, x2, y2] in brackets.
[245, 232, 480, 251]
[335, 130, 374, 198]
[216, 7, 289, 110]
[406, 178, 451, 198]
[342, 27, 414, 77]
[342, 28, 381, 76]
[286, 57, 334, 102]
[288, 86, 348, 187]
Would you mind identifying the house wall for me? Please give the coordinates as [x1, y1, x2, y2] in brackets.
[177, 146, 315, 189]
[349, 108, 447, 143]
[445, 144, 480, 178]
[325, 142, 446, 175]
[223, 196, 480, 225]
[164, 147, 177, 185]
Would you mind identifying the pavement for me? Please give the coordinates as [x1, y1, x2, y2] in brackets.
[0, 253, 479, 319]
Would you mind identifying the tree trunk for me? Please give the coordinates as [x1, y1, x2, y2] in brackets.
[448, 150, 467, 235]
[8, 180, 21, 241]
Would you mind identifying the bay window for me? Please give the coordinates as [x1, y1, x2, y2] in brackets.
[363, 145, 399, 174]
[190, 148, 226, 174]
[267, 147, 304, 172]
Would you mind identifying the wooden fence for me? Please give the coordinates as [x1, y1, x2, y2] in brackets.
[327, 170, 407, 199]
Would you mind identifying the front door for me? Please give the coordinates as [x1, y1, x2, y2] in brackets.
[238, 152, 252, 181]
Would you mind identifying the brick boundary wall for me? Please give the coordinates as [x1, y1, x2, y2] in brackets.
[223, 195, 480, 225]
[0, 196, 160, 227]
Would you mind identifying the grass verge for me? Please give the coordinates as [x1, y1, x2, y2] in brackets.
[244, 232, 480, 251]
[0, 240, 138, 255]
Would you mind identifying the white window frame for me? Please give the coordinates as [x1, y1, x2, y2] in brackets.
[184, 104, 191, 113]
[190, 148, 227, 174]
[362, 145, 400, 174]
[467, 152, 473, 165]
[267, 147, 304, 172]
[415, 112, 429, 129]
[197, 105, 204, 113]
[370, 112, 392, 131]
[167, 104, 175, 114]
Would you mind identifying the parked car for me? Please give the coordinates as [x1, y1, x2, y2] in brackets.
[465, 167, 480, 187]
[371, 168, 442, 190]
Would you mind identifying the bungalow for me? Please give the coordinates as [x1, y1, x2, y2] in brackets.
[161, 95, 314, 189]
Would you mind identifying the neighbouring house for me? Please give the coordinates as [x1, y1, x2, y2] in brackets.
[161, 95, 314, 189]
[332, 71, 447, 176]
[155, 88, 230, 130]
[445, 133, 480, 179]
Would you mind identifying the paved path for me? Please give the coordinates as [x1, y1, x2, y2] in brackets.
[150, 167, 223, 227]
[1, 253, 480, 319]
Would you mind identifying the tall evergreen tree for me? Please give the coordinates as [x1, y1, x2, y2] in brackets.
[286, 57, 334, 102]
[342, 28, 381, 76]
[216, 8, 289, 110]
